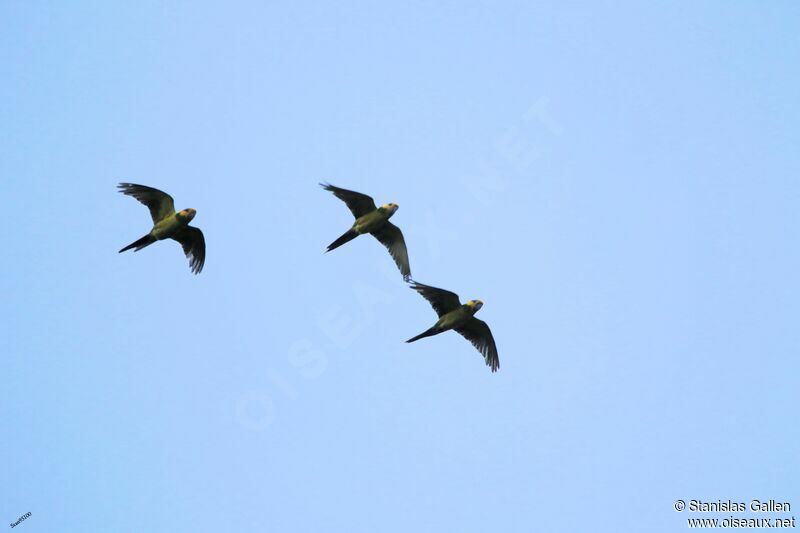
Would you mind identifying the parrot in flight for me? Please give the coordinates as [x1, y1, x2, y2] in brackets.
[321, 183, 411, 280]
[407, 281, 499, 372]
[118, 183, 206, 274]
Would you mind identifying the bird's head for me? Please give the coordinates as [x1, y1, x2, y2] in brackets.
[382, 203, 399, 216]
[178, 208, 197, 222]
[466, 300, 484, 313]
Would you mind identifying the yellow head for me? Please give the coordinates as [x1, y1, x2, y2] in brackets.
[466, 300, 484, 312]
[178, 208, 197, 222]
[381, 203, 399, 214]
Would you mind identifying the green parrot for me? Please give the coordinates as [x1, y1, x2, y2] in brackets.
[407, 281, 499, 372]
[321, 183, 411, 280]
[118, 183, 206, 274]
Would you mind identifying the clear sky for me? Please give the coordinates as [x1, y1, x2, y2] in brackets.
[2, 2, 798, 532]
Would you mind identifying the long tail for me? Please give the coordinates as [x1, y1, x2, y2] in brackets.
[406, 326, 441, 343]
[326, 228, 358, 252]
[119, 233, 156, 253]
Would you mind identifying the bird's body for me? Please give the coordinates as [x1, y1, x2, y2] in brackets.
[431, 304, 476, 332]
[407, 281, 499, 372]
[321, 183, 411, 280]
[118, 183, 206, 274]
[150, 210, 193, 240]
[406, 301, 483, 342]
[353, 206, 394, 234]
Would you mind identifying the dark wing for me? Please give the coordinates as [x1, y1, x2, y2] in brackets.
[320, 183, 377, 218]
[370, 222, 411, 280]
[171, 226, 205, 274]
[455, 318, 499, 372]
[118, 183, 175, 223]
[409, 281, 461, 317]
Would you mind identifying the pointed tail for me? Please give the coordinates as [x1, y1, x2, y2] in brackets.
[119, 233, 156, 253]
[326, 228, 358, 252]
[406, 326, 440, 343]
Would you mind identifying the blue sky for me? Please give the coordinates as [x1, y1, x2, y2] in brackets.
[2, 2, 798, 531]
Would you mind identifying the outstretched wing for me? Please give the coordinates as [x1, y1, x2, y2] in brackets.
[321, 183, 377, 218]
[371, 222, 411, 280]
[409, 281, 461, 317]
[455, 317, 499, 372]
[118, 183, 175, 223]
[171, 226, 205, 274]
